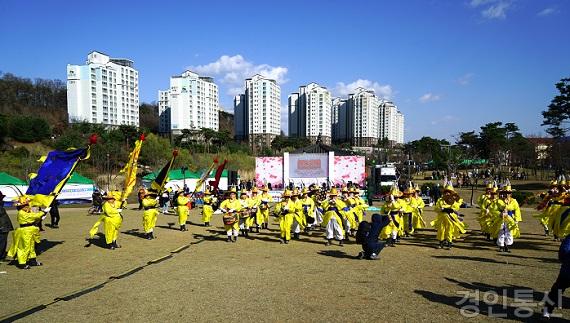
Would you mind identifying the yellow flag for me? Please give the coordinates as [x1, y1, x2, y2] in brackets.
[119, 134, 145, 202]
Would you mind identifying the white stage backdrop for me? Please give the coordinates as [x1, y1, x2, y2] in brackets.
[288, 153, 329, 179]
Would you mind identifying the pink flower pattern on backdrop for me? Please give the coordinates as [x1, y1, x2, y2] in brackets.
[255, 157, 283, 187]
[332, 156, 365, 186]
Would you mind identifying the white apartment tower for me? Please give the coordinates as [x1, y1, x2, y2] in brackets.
[332, 97, 351, 143]
[379, 101, 405, 144]
[158, 90, 170, 135]
[67, 51, 139, 126]
[234, 74, 281, 147]
[158, 70, 219, 136]
[348, 87, 380, 147]
[288, 83, 332, 145]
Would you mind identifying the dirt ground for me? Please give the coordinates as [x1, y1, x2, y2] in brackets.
[1, 193, 569, 322]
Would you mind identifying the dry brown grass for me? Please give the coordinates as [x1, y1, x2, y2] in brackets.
[0, 202, 568, 322]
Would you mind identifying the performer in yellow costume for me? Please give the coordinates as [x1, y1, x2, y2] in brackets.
[201, 189, 215, 227]
[8, 196, 47, 269]
[247, 187, 261, 233]
[401, 187, 416, 237]
[310, 185, 324, 226]
[536, 180, 565, 239]
[141, 190, 159, 240]
[477, 183, 494, 237]
[290, 189, 306, 240]
[411, 184, 426, 233]
[431, 182, 465, 249]
[490, 182, 522, 252]
[176, 191, 190, 231]
[274, 190, 297, 244]
[380, 186, 403, 247]
[259, 186, 273, 229]
[300, 188, 316, 233]
[352, 187, 367, 223]
[238, 189, 252, 237]
[535, 180, 559, 236]
[219, 187, 242, 242]
[321, 187, 347, 246]
[340, 187, 358, 239]
[479, 184, 499, 241]
[88, 192, 124, 249]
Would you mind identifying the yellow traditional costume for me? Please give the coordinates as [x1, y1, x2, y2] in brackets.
[8, 196, 45, 269]
[339, 187, 358, 238]
[380, 187, 403, 246]
[490, 183, 522, 252]
[274, 190, 297, 243]
[246, 187, 261, 232]
[352, 187, 367, 223]
[258, 186, 273, 229]
[290, 189, 306, 239]
[537, 180, 569, 239]
[201, 189, 215, 227]
[411, 185, 426, 232]
[321, 187, 347, 245]
[89, 191, 123, 249]
[477, 183, 494, 236]
[219, 187, 242, 242]
[479, 186, 499, 240]
[238, 189, 252, 237]
[431, 183, 465, 249]
[300, 188, 316, 232]
[176, 192, 190, 231]
[142, 191, 159, 239]
[534, 180, 559, 236]
[401, 187, 416, 236]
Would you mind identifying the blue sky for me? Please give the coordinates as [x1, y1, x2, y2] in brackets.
[0, 0, 568, 142]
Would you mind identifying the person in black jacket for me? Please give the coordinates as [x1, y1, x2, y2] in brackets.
[543, 235, 570, 318]
[357, 213, 390, 260]
[0, 191, 14, 261]
[50, 200, 60, 228]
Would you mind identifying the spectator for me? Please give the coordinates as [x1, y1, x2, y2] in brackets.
[49, 200, 60, 228]
[432, 184, 441, 202]
[92, 190, 103, 213]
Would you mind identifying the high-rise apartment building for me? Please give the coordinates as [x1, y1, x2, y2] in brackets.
[379, 101, 405, 144]
[67, 51, 139, 126]
[288, 83, 332, 144]
[348, 87, 380, 147]
[234, 74, 281, 147]
[158, 70, 219, 136]
[158, 90, 170, 135]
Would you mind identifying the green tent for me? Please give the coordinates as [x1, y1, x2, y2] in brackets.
[67, 173, 94, 184]
[143, 168, 228, 181]
[0, 172, 27, 185]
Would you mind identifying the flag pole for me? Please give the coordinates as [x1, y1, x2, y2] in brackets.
[156, 150, 179, 195]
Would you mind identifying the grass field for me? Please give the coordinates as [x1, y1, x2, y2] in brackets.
[1, 196, 568, 322]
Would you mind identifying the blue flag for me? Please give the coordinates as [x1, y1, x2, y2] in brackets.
[26, 148, 89, 196]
